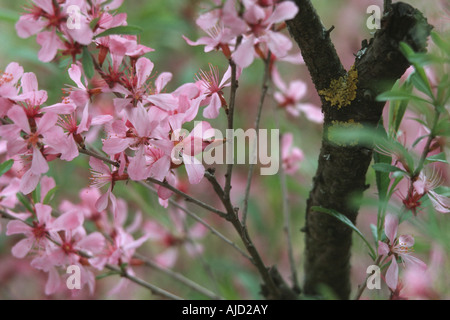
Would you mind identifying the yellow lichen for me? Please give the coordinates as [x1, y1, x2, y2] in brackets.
[327, 119, 363, 146]
[318, 65, 358, 109]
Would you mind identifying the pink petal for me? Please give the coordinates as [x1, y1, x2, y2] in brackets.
[37, 31, 64, 63]
[155, 72, 173, 93]
[36, 111, 58, 134]
[89, 157, 111, 175]
[385, 257, 399, 291]
[202, 93, 222, 119]
[6, 220, 32, 236]
[35, 203, 53, 224]
[76, 232, 105, 254]
[40, 176, 56, 202]
[378, 241, 390, 256]
[128, 146, 151, 181]
[51, 210, 83, 231]
[7, 105, 30, 133]
[135, 57, 154, 88]
[155, 248, 178, 268]
[384, 214, 398, 244]
[102, 138, 130, 155]
[401, 254, 427, 271]
[45, 267, 61, 295]
[11, 237, 34, 258]
[232, 36, 255, 69]
[15, 15, 46, 38]
[266, 1, 299, 25]
[68, 64, 86, 89]
[31, 146, 49, 174]
[265, 30, 292, 58]
[183, 155, 204, 185]
[20, 169, 41, 195]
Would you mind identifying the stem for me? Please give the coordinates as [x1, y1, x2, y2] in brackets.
[224, 58, 239, 206]
[78, 147, 228, 218]
[241, 53, 272, 225]
[134, 253, 223, 300]
[204, 169, 282, 299]
[274, 108, 300, 292]
[137, 181, 252, 261]
[353, 255, 383, 300]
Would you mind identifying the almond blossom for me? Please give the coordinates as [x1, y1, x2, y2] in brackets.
[378, 214, 427, 291]
[281, 133, 304, 175]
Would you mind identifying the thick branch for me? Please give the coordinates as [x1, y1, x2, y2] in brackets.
[286, 1, 432, 299]
[286, 0, 346, 90]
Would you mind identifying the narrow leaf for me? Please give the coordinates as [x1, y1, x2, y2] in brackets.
[0, 159, 14, 177]
[311, 206, 376, 259]
[94, 25, 142, 39]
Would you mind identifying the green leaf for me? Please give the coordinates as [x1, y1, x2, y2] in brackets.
[43, 187, 59, 205]
[370, 224, 378, 244]
[0, 159, 14, 177]
[410, 71, 433, 98]
[94, 25, 143, 39]
[376, 90, 431, 105]
[16, 193, 34, 213]
[0, 9, 20, 23]
[425, 152, 448, 164]
[399, 42, 433, 99]
[373, 123, 391, 203]
[431, 32, 450, 56]
[96, 271, 120, 280]
[82, 46, 95, 79]
[372, 163, 405, 174]
[311, 206, 376, 259]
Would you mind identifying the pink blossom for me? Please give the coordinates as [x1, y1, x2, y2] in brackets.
[272, 68, 323, 123]
[0, 62, 24, 116]
[413, 171, 450, 214]
[170, 121, 215, 184]
[229, 1, 299, 68]
[144, 209, 206, 268]
[281, 133, 304, 175]
[5, 203, 82, 258]
[89, 157, 125, 215]
[378, 214, 427, 291]
[196, 64, 236, 119]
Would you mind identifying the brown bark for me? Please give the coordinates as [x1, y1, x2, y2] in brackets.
[286, 1, 432, 299]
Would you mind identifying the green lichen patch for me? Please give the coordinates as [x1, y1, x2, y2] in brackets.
[318, 65, 358, 109]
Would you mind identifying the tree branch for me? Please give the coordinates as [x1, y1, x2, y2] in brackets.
[286, 0, 432, 299]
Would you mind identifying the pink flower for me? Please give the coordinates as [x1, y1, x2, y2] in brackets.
[144, 209, 207, 268]
[5, 203, 82, 258]
[196, 64, 233, 119]
[0, 62, 24, 116]
[170, 121, 215, 184]
[281, 133, 304, 175]
[378, 214, 427, 291]
[0, 106, 67, 194]
[89, 156, 126, 215]
[413, 171, 450, 214]
[272, 68, 323, 123]
[229, 1, 299, 68]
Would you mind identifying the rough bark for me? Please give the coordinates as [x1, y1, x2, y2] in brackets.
[286, 1, 432, 299]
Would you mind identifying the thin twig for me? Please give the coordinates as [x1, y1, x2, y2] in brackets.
[241, 52, 272, 225]
[204, 168, 281, 299]
[134, 253, 223, 300]
[223, 35, 243, 208]
[78, 147, 228, 218]
[137, 181, 252, 261]
[273, 108, 300, 293]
